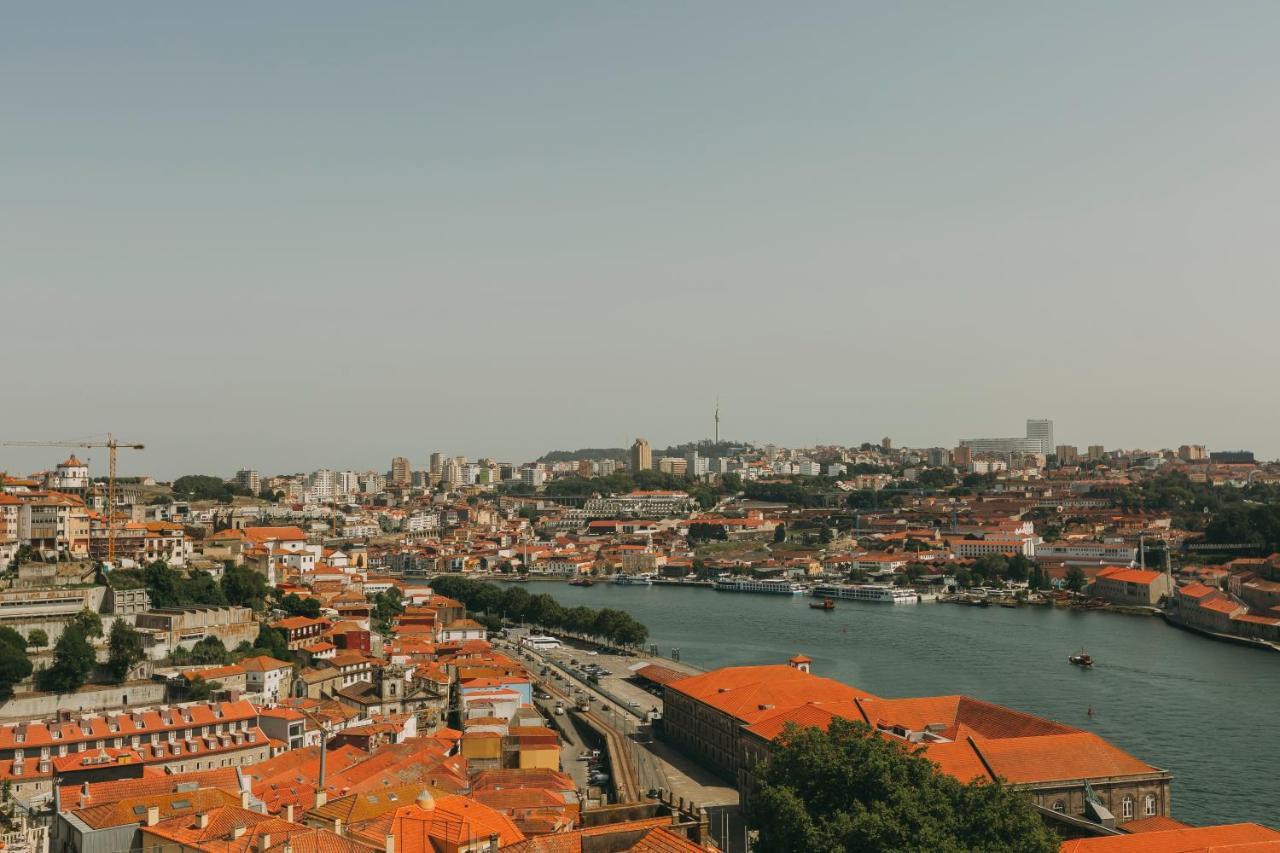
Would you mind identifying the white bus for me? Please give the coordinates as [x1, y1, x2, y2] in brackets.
[522, 635, 563, 651]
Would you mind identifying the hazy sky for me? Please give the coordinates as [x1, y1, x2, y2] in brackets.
[5, 3, 1280, 479]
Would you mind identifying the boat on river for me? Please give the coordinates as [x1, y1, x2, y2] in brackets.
[810, 598, 836, 611]
[1069, 650, 1094, 667]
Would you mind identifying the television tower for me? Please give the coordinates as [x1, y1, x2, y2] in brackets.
[714, 397, 720, 445]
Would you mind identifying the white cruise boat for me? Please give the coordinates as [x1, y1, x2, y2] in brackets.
[714, 576, 807, 595]
[613, 573, 654, 586]
[812, 583, 921, 604]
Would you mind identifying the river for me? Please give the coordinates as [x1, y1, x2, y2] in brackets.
[519, 582, 1279, 828]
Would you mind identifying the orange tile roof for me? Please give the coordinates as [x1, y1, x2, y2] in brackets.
[668, 664, 877, 724]
[969, 730, 1159, 784]
[387, 795, 524, 853]
[1096, 566, 1166, 585]
[1059, 823, 1280, 852]
[58, 766, 242, 811]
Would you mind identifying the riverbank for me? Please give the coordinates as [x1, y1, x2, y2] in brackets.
[517, 582, 1280, 829]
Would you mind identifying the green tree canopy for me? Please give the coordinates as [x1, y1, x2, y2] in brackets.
[26, 628, 48, 649]
[38, 612, 101, 694]
[106, 620, 145, 682]
[144, 561, 227, 609]
[279, 594, 321, 619]
[221, 563, 270, 610]
[1065, 566, 1087, 592]
[171, 475, 251, 503]
[252, 625, 293, 662]
[750, 718, 1056, 853]
[0, 627, 33, 700]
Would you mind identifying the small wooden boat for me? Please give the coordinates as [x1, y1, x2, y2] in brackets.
[1068, 651, 1094, 667]
[810, 598, 836, 611]
[568, 577, 594, 587]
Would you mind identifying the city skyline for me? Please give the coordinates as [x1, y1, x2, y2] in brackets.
[7, 4, 1280, 475]
[0, 420, 1264, 482]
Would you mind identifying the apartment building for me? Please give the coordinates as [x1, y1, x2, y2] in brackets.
[0, 700, 269, 799]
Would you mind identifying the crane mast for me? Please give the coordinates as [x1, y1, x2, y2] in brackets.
[1, 434, 145, 563]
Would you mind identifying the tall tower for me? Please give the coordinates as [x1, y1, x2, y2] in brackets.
[390, 456, 411, 487]
[1026, 419, 1055, 456]
[714, 397, 720, 446]
[630, 438, 652, 472]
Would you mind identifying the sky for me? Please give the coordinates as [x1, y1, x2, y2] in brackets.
[4, 2, 1280, 479]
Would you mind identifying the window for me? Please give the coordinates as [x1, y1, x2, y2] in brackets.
[1122, 797, 1134, 819]
[1145, 795, 1157, 816]
[1052, 800, 1066, 814]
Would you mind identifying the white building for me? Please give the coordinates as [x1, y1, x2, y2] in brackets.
[309, 468, 336, 500]
[47, 455, 91, 494]
[241, 654, 294, 702]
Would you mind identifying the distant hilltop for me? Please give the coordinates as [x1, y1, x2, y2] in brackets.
[539, 439, 752, 464]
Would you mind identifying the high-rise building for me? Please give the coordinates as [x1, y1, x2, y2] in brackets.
[959, 437, 1043, 456]
[1026, 419, 1055, 455]
[685, 450, 709, 477]
[309, 468, 336, 501]
[926, 448, 949, 467]
[577, 459, 594, 478]
[234, 469, 261, 495]
[337, 471, 360, 495]
[658, 457, 687, 476]
[882, 436, 892, 450]
[1178, 444, 1207, 462]
[390, 456, 411, 486]
[521, 466, 546, 487]
[1055, 445, 1080, 465]
[1087, 445, 1106, 461]
[630, 438, 652, 472]
[429, 453, 445, 478]
[598, 459, 617, 477]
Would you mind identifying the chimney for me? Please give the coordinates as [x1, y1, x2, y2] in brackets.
[488, 834, 499, 853]
[197, 813, 210, 829]
[314, 789, 327, 808]
[284, 804, 294, 824]
[240, 787, 251, 809]
[384, 835, 395, 853]
[81, 781, 91, 806]
[146, 805, 160, 827]
[334, 818, 343, 837]
[232, 825, 246, 839]
[260, 834, 272, 852]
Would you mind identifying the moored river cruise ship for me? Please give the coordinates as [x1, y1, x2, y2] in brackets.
[714, 576, 807, 595]
[813, 582, 922, 603]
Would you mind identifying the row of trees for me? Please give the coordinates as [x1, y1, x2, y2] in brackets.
[430, 576, 649, 648]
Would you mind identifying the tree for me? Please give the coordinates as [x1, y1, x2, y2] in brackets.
[26, 629, 48, 650]
[221, 564, 270, 610]
[106, 620, 144, 682]
[187, 675, 212, 700]
[1065, 566, 1087, 593]
[38, 619, 98, 694]
[774, 523, 787, 544]
[952, 567, 972, 588]
[1005, 554, 1032, 583]
[252, 625, 292, 662]
[0, 627, 33, 700]
[279, 594, 321, 619]
[371, 588, 405, 634]
[819, 524, 835, 544]
[749, 718, 1056, 853]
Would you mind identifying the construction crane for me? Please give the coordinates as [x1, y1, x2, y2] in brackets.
[2, 434, 145, 563]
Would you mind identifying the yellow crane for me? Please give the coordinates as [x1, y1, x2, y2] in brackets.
[2, 434, 145, 563]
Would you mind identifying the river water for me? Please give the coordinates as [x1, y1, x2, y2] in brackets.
[524, 582, 1279, 828]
